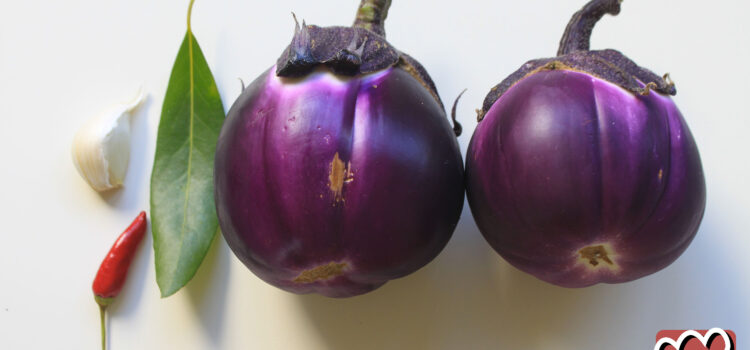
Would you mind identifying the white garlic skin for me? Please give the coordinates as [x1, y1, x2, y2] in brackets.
[72, 89, 145, 192]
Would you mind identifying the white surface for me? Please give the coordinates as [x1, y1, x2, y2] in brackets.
[1, 0, 748, 349]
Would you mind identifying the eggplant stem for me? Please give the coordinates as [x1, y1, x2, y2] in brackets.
[557, 0, 622, 56]
[450, 89, 466, 137]
[353, 0, 391, 37]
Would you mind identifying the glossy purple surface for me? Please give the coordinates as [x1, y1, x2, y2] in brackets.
[215, 66, 463, 297]
[466, 70, 705, 287]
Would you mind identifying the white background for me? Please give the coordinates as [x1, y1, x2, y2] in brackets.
[1, 0, 748, 349]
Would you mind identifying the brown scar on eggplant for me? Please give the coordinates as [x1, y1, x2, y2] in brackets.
[328, 152, 353, 203]
[293, 262, 348, 283]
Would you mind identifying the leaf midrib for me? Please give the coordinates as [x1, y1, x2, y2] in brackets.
[173, 30, 195, 290]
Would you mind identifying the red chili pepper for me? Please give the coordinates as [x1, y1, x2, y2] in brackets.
[92, 211, 147, 350]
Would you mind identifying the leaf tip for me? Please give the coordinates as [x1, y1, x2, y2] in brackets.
[157, 280, 182, 298]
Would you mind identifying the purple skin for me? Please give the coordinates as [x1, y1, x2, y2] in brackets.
[215, 66, 463, 297]
[466, 70, 705, 287]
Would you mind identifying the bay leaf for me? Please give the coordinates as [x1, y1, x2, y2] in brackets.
[150, 1, 225, 297]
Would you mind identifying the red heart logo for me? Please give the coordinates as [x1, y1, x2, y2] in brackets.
[655, 329, 735, 350]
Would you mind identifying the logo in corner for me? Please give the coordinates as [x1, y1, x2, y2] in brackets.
[655, 328, 736, 350]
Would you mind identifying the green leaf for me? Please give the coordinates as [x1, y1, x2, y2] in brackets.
[150, 2, 225, 297]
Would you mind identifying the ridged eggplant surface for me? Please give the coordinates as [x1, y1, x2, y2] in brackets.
[467, 70, 705, 287]
[215, 66, 463, 297]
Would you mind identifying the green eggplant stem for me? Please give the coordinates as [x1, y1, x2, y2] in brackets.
[353, 0, 391, 37]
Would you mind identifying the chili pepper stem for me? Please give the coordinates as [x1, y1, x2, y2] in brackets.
[99, 304, 107, 350]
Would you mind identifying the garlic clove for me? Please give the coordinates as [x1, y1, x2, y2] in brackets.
[72, 88, 145, 192]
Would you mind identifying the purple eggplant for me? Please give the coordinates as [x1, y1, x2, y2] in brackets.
[466, 0, 705, 287]
[215, 0, 463, 297]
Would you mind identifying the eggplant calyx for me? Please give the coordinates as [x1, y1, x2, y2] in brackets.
[277, 0, 397, 77]
[276, 20, 400, 78]
[450, 89, 466, 137]
[275, 0, 449, 128]
[275, 24, 446, 112]
[476, 0, 676, 122]
[476, 50, 676, 121]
